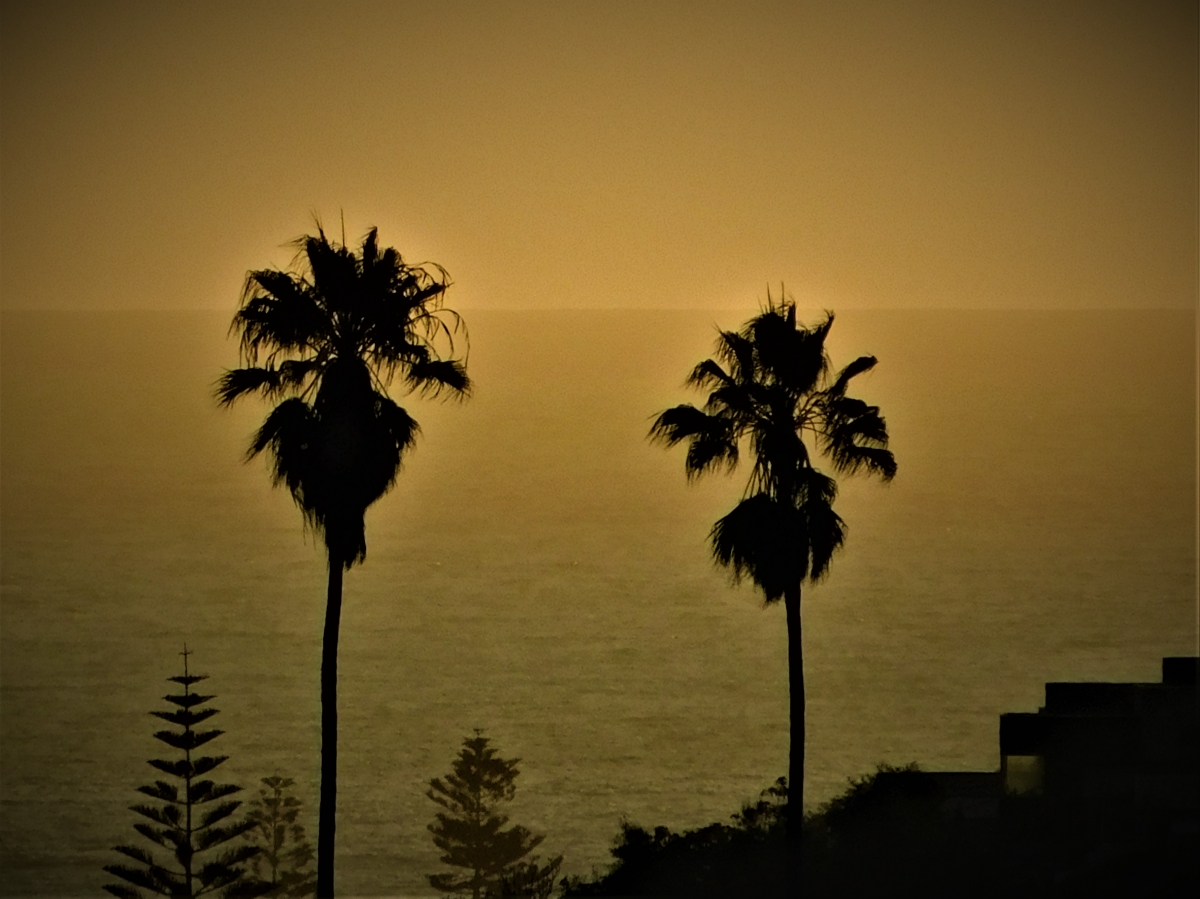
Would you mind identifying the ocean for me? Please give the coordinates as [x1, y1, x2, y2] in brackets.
[1, 308, 1195, 896]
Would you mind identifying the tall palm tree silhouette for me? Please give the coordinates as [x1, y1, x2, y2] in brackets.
[218, 225, 470, 897]
[650, 295, 894, 887]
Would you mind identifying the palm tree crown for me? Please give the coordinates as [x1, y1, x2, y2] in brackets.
[650, 297, 895, 599]
[218, 226, 470, 569]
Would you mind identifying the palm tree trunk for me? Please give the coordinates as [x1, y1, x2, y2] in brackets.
[784, 583, 804, 896]
[318, 557, 343, 898]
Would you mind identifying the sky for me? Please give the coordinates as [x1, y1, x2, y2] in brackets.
[1, 0, 1196, 312]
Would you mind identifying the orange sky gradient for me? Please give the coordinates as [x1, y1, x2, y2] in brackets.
[1, 0, 1196, 311]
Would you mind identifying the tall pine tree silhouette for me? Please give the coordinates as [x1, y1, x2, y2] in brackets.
[104, 647, 268, 899]
[426, 733, 562, 899]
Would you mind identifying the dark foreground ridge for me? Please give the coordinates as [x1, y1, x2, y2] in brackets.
[564, 657, 1199, 898]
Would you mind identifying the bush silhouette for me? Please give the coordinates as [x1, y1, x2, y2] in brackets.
[562, 778, 788, 898]
[566, 765, 1199, 898]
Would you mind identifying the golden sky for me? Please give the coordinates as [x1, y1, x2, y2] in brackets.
[1, 0, 1196, 311]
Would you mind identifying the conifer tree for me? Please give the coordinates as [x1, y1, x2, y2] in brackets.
[103, 648, 268, 899]
[245, 776, 317, 897]
[426, 733, 563, 899]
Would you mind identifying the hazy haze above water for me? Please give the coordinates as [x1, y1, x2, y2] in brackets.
[1, 308, 1195, 896]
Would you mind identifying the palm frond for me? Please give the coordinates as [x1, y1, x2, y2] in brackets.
[648, 404, 709, 446]
[748, 307, 831, 393]
[303, 232, 359, 315]
[749, 421, 809, 493]
[278, 358, 320, 392]
[683, 431, 739, 479]
[822, 394, 896, 480]
[248, 399, 319, 507]
[215, 367, 281, 406]
[828, 354, 878, 397]
[360, 227, 380, 272]
[648, 405, 740, 478]
[831, 443, 897, 480]
[416, 300, 467, 353]
[369, 335, 430, 377]
[797, 467, 838, 506]
[405, 359, 472, 399]
[711, 493, 806, 602]
[804, 499, 846, 580]
[372, 301, 464, 374]
[714, 330, 757, 383]
[705, 382, 759, 420]
[376, 397, 420, 460]
[830, 397, 889, 442]
[792, 311, 833, 389]
[235, 272, 325, 361]
[685, 358, 733, 391]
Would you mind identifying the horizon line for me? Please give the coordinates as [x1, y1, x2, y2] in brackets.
[2, 303, 1197, 314]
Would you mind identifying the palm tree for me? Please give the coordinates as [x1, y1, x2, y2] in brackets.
[217, 225, 470, 897]
[649, 295, 895, 888]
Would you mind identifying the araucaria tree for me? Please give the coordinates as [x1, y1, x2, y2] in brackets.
[217, 225, 470, 896]
[103, 649, 266, 899]
[244, 776, 316, 896]
[649, 297, 895, 883]
[427, 733, 563, 899]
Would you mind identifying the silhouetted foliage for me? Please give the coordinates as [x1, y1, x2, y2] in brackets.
[427, 733, 563, 899]
[218, 223, 470, 896]
[566, 766, 1199, 898]
[244, 776, 316, 897]
[801, 764, 974, 897]
[649, 293, 895, 884]
[103, 649, 268, 899]
[490, 858, 564, 899]
[561, 778, 789, 898]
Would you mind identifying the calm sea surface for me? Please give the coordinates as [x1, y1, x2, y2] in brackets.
[1, 308, 1195, 896]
